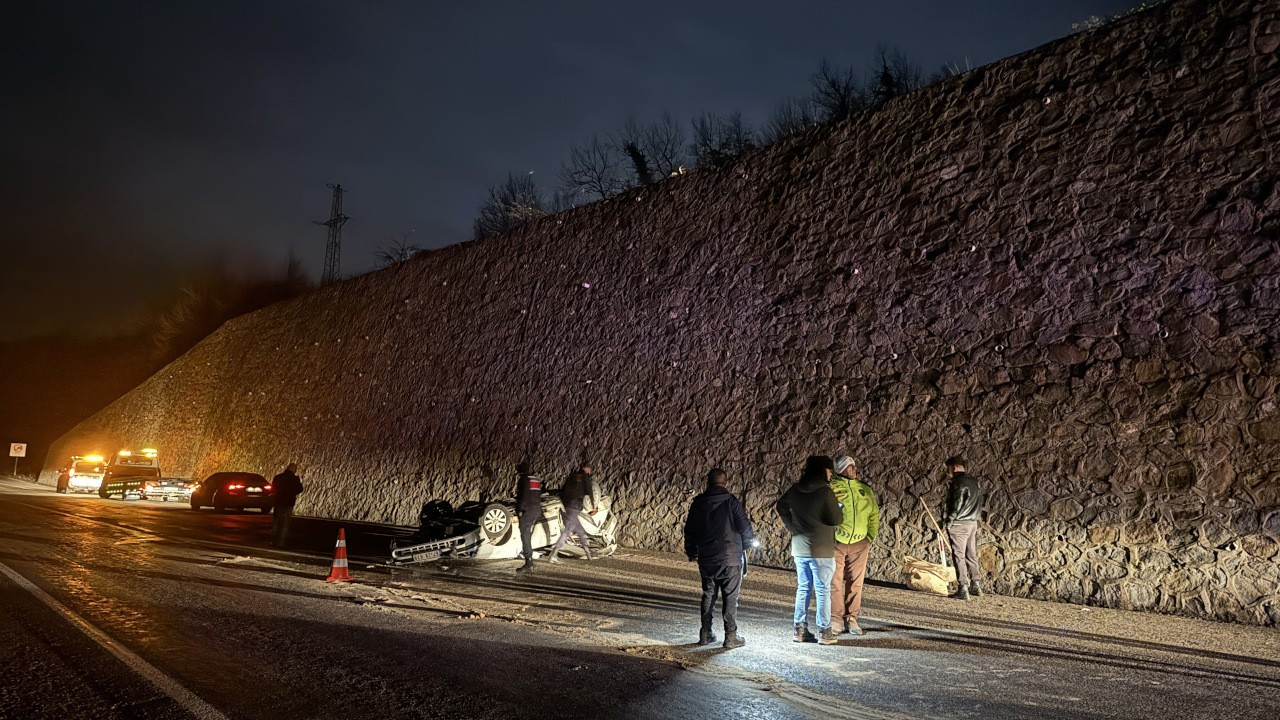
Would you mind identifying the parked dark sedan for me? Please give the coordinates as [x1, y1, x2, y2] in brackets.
[189, 472, 275, 512]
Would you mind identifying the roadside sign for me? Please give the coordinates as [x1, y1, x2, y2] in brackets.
[8, 443, 25, 478]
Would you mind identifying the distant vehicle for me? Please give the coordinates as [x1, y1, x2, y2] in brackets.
[98, 449, 194, 501]
[59, 454, 106, 493]
[189, 472, 275, 512]
[389, 485, 619, 565]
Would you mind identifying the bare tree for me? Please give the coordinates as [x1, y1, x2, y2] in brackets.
[558, 135, 628, 202]
[809, 59, 866, 123]
[373, 232, 422, 267]
[763, 97, 818, 144]
[617, 112, 687, 183]
[689, 112, 757, 168]
[473, 173, 547, 239]
[547, 190, 577, 213]
[868, 45, 924, 109]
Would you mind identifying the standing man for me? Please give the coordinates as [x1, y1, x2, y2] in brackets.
[547, 468, 595, 562]
[830, 454, 879, 635]
[684, 468, 754, 649]
[515, 462, 542, 574]
[943, 456, 983, 600]
[271, 463, 304, 547]
[776, 455, 843, 646]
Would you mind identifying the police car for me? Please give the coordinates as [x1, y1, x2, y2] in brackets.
[59, 454, 106, 493]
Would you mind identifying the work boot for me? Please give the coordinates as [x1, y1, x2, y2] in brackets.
[954, 585, 970, 601]
[722, 632, 745, 649]
[818, 627, 839, 645]
[515, 559, 535, 574]
[698, 627, 716, 645]
[793, 624, 816, 643]
[970, 581, 983, 597]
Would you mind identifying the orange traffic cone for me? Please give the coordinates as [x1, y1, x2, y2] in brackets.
[326, 528, 353, 583]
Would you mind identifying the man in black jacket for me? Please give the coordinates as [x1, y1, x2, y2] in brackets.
[684, 468, 754, 649]
[943, 456, 983, 600]
[272, 463, 304, 547]
[547, 467, 595, 562]
[515, 462, 543, 574]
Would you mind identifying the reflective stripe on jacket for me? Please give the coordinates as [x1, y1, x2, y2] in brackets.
[829, 474, 879, 544]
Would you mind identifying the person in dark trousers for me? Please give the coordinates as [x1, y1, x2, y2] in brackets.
[271, 463, 304, 547]
[547, 467, 595, 562]
[515, 462, 543, 574]
[684, 468, 754, 649]
[943, 456, 983, 600]
[830, 454, 879, 635]
[776, 455, 843, 645]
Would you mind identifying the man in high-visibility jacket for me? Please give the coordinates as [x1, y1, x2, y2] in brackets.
[829, 455, 879, 635]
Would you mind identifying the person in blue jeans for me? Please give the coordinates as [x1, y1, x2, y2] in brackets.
[776, 455, 843, 645]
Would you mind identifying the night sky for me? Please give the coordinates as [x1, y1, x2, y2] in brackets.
[2, 0, 1136, 340]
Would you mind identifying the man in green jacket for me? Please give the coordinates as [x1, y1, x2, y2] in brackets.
[830, 454, 879, 635]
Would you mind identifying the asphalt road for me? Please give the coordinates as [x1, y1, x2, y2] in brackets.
[1, 477, 1277, 720]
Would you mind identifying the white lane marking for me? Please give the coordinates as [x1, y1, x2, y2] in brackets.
[0, 560, 230, 720]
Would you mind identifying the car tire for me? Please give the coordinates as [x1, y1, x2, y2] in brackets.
[190, 497, 201, 511]
[98, 486, 109, 500]
[259, 506, 272, 514]
[479, 503, 514, 544]
[213, 492, 227, 512]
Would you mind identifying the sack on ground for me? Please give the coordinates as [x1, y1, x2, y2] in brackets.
[902, 555, 956, 595]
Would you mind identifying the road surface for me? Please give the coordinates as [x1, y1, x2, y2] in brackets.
[1, 476, 1277, 719]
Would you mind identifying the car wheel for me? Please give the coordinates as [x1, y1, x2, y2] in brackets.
[98, 484, 109, 499]
[213, 492, 227, 512]
[190, 497, 201, 511]
[259, 505, 273, 514]
[479, 503, 514, 544]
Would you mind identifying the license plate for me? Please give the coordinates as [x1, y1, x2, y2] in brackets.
[412, 550, 440, 563]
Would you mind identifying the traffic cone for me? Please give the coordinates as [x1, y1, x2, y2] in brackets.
[326, 528, 353, 583]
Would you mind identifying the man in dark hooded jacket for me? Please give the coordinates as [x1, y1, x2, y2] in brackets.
[514, 462, 542, 574]
[272, 463, 304, 547]
[547, 467, 595, 562]
[684, 468, 754, 649]
[776, 455, 842, 645]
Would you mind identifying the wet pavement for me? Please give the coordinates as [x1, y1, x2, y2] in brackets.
[1, 476, 1277, 720]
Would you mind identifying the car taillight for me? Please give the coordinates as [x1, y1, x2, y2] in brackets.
[227, 483, 245, 490]
[145, 481, 159, 488]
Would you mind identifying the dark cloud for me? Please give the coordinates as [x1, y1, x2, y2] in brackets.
[1, 0, 1137, 339]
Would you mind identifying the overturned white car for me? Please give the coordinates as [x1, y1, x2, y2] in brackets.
[390, 486, 619, 565]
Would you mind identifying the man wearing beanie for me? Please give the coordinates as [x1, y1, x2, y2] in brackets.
[684, 468, 755, 649]
[776, 455, 843, 645]
[830, 455, 879, 635]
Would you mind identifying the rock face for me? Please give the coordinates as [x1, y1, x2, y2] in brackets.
[44, 0, 1280, 624]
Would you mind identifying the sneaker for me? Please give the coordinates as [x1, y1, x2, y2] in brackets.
[818, 627, 839, 645]
[847, 619, 863, 636]
[954, 586, 970, 601]
[515, 560, 535, 574]
[698, 627, 716, 645]
[547, 554, 561, 564]
[793, 624, 816, 643]
[970, 582, 983, 597]
[723, 632, 745, 649]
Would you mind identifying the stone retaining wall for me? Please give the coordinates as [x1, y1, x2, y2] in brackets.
[45, 0, 1280, 624]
